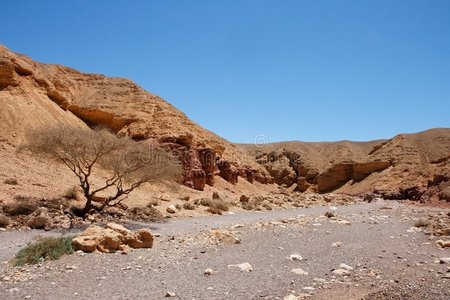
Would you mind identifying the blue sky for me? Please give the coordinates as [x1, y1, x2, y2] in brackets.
[1, 0, 449, 143]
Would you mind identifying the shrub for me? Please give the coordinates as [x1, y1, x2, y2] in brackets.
[14, 236, 73, 266]
[200, 198, 229, 212]
[0, 214, 10, 228]
[147, 198, 160, 207]
[3, 201, 37, 216]
[262, 202, 273, 211]
[414, 218, 430, 228]
[175, 203, 182, 210]
[242, 202, 257, 211]
[183, 202, 196, 210]
[64, 186, 82, 200]
[4, 178, 18, 185]
[206, 207, 223, 215]
[129, 206, 164, 222]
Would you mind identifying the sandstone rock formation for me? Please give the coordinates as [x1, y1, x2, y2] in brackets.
[0, 45, 269, 192]
[71, 223, 154, 253]
[245, 128, 450, 202]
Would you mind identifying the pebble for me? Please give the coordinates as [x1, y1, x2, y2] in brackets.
[228, 262, 253, 272]
[283, 295, 297, 300]
[0, 228, 6, 232]
[204, 268, 214, 276]
[288, 254, 303, 261]
[291, 268, 309, 276]
[439, 257, 450, 264]
[331, 241, 343, 247]
[339, 263, 353, 271]
[165, 291, 176, 297]
[332, 269, 350, 276]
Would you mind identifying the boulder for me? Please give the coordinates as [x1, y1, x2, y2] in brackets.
[128, 229, 154, 248]
[26, 207, 51, 229]
[72, 223, 154, 253]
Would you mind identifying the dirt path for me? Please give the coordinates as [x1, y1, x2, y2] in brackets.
[1, 201, 449, 299]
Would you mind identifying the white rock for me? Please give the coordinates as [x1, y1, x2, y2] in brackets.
[288, 254, 303, 261]
[283, 295, 298, 300]
[337, 220, 351, 225]
[165, 291, 176, 297]
[331, 241, 343, 247]
[291, 268, 308, 276]
[439, 257, 450, 264]
[339, 263, 353, 271]
[228, 262, 253, 272]
[0, 228, 6, 232]
[204, 268, 214, 276]
[332, 269, 350, 276]
[230, 224, 244, 229]
[303, 286, 315, 291]
[329, 206, 338, 211]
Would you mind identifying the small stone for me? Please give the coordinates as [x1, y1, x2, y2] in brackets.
[284, 295, 298, 300]
[439, 257, 450, 264]
[3, 276, 11, 281]
[166, 205, 176, 214]
[291, 268, 308, 276]
[331, 241, 343, 247]
[339, 263, 353, 271]
[288, 254, 303, 261]
[165, 291, 176, 297]
[337, 220, 351, 225]
[0, 228, 6, 232]
[437, 240, 450, 248]
[228, 262, 253, 272]
[204, 268, 214, 276]
[303, 287, 315, 291]
[332, 269, 350, 276]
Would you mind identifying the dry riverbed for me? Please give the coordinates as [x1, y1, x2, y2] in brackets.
[1, 201, 449, 299]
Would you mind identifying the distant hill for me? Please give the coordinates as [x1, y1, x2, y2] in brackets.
[242, 128, 450, 202]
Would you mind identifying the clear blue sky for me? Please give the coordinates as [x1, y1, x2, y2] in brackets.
[2, 0, 449, 143]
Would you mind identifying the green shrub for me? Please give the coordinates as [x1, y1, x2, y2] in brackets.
[14, 236, 74, 266]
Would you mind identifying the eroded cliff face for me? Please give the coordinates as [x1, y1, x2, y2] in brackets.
[0, 45, 270, 190]
[245, 129, 450, 202]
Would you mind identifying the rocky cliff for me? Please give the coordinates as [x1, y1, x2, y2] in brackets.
[0, 45, 271, 191]
[243, 128, 450, 203]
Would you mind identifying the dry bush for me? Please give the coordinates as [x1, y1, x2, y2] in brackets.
[206, 207, 223, 215]
[175, 203, 182, 210]
[242, 202, 257, 211]
[414, 218, 431, 228]
[0, 214, 11, 228]
[64, 186, 82, 200]
[129, 206, 164, 222]
[200, 198, 229, 212]
[13, 195, 34, 202]
[147, 198, 160, 207]
[23, 126, 182, 216]
[4, 178, 18, 185]
[182, 202, 196, 210]
[262, 201, 273, 210]
[180, 196, 190, 201]
[3, 201, 37, 216]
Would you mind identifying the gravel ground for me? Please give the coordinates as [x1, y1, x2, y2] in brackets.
[0, 201, 449, 299]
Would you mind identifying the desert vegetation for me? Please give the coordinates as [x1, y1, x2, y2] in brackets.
[22, 127, 181, 217]
[14, 236, 74, 266]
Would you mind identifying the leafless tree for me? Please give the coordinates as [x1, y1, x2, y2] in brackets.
[23, 126, 181, 216]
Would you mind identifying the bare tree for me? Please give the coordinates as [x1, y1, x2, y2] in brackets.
[23, 126, 181, 216]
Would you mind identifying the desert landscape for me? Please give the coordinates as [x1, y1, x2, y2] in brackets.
[0, 43, 449, 300]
